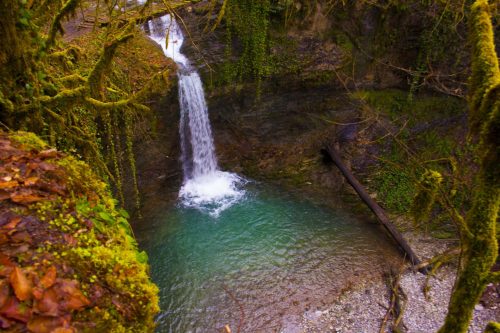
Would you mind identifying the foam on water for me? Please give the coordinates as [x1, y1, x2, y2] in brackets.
[179, 171, 246, 217]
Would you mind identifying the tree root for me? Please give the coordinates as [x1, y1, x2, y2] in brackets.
[380, 267, 408, 333]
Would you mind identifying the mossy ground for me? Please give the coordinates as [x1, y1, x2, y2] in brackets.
[0, 131, 159, 332]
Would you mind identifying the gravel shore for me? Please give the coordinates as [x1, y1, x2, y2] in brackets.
[298, 231, 499, 333]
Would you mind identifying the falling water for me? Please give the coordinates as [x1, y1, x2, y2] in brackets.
[145, 15, 245, 216]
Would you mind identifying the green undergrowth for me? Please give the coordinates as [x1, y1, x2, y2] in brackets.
[354, 90, 470, 236]
[10, 131, 159, 332]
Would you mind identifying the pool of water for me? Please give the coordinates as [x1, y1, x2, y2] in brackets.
[136, 182, 401, 332]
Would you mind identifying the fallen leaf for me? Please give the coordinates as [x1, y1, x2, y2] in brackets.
[63, 234, 77, 247]
[32, 287, 44, 300]
[0, 255, 15, 277]
[34, 288, 59, 317]
[0, 233, 8, 246]
[0, 190, 9, 201]
[38, 162, 56, 172]
[24, 177, 39, 186]
[10, 191, 45, 204]
[0, 314, 13, 329]
[38, 149, 58, 159]
[58, 280, 90, 311]
[51, 328, 75, 333]
[9, 230, 32, 244]
[27, 315, 64, 333]
[1, 176, 12, 182]
[0, 180, 18, 189]
[40, 266, 57, 289]
[0, 296, 31, 322]
[10, 266, 32, 301]
[0, 254, 14, 267]
[0, 280, 10, 308]
[3, 217, 21, 230]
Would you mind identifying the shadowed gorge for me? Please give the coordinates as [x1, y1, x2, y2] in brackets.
[0, 0, 498, 332]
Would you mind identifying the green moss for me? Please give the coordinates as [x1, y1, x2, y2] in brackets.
[485, 322, 500, 333]
[353, 89, 466, 125]
[373, 165, 415, 214]
[438, 1, 499, 332]
[411, 169, 443, 224]
[9, 130, 48, 150]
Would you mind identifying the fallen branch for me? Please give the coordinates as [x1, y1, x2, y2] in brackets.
[323, 144, 425, 272]
[222, 284, 245, 333]
[414, 247, 461, 271]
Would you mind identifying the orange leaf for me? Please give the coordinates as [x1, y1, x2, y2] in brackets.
[10, 192, 45, 204]
[51, 328, 75, 333]
[24, 177, 39, 186]
[27, 316, 64, 333]
[38, 149, 58, 159]
[3, 217, 21, 230]
[10, 267, 32, 301]
[0, 181, 18, 189]
[0, 254, 14, 267]
[40, 266, 57, 289]
[32, 287, 44, 300]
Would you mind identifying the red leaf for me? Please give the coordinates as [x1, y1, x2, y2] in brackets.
[34, 288, 59, 317]
[40, 266, 57, 289]
[38, 162, 56, 172]
[0, 314, 13, 329]
[0, 296, 31, 322]
[0, 280, 10, 308]
[58, 280, 90, 311]
[10, 266, 32, 301]
[63, 234, 77, 247]
[0, 190, 10, 201]
[32, 287, 44, 300]
[0, 254, 14, 267]
[9, 230, 32, 243]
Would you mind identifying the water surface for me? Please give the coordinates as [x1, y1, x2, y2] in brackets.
[136, 183, 400, 332]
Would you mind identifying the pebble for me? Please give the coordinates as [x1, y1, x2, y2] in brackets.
[299, 231, 499, 333]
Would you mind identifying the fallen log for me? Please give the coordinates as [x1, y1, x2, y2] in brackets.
[323, 144, 425, 272]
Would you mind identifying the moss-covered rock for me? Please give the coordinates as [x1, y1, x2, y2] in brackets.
[0, 131, 159, 332]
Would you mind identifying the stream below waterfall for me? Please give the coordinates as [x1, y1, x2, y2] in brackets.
[138, 14, 402, 333]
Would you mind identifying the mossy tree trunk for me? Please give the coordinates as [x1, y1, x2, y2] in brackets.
[0, 0, 24, 73]
[437, 1, 500, 332]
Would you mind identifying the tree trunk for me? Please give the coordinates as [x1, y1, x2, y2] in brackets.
[438, 1, 499, 332]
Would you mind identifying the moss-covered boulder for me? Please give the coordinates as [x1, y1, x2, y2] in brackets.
[0, 131, 159, 332]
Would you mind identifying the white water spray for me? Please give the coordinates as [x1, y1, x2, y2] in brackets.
[145, 15, 245, 216]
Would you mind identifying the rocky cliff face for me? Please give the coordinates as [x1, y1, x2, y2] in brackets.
[133, 1, 473, 213]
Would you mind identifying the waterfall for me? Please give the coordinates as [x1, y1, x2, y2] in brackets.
[145, 15, 245, 216]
